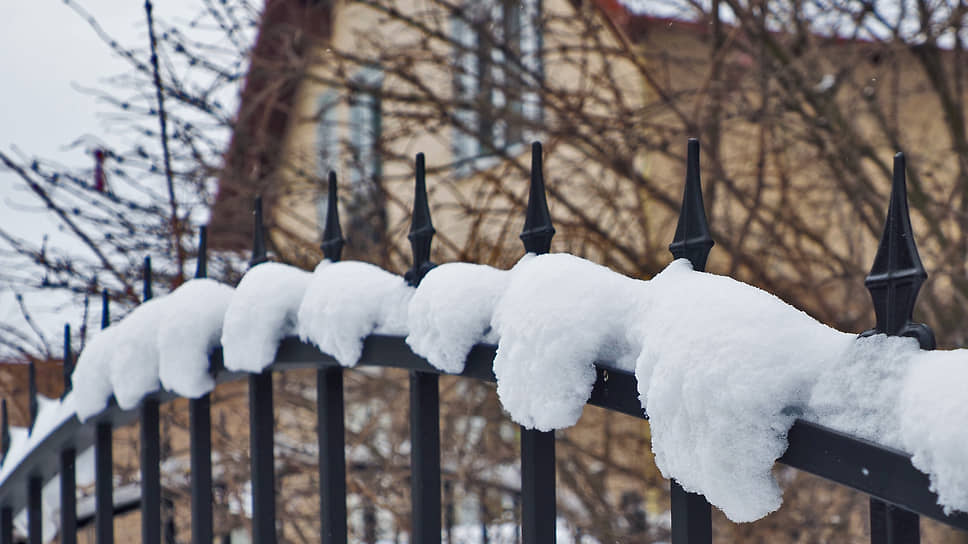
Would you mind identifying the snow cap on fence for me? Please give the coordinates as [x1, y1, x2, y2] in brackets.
[71, 290, 116, 420]
[56, 143, 968, 526]
[222, 220, 310, 372]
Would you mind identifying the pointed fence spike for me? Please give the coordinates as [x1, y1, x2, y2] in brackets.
[195, 226, 208, 279]
[669, 138, 715, 272]
[861, 152, 935, 350]
[143, 255, 153, 302]
[321, 171, 345, 262]
[520, 142, 556, 255]
[101, 289, 110, 330]
[28, 360, 37, 435]
[250, 196, 268, 268]
[405, 153, 436, 286]
[1, 399, 8, 466]
[63, 324, 73, 399]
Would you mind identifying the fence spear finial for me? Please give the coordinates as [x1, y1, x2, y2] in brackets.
[669, 138, 715, 272]
[101, 289, 110, 330]
[63, 324, 73, 399]
[520, 142, 556, 255]
[143, 255, 153, 302]
[28, 361, 37, 435]
[1, 399, 8, 466]
[249, 196, 268, 268]
[405, 153, 436, 286]
[321, 171, 345, 262]
[195, 226, 208, 279]
[861, 152, 935, 350]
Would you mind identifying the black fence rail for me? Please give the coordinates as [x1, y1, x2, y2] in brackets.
[0, 140, 963, 544]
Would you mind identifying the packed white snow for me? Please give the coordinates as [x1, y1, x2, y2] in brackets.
[106, 297, 169, 410]
[492, 254, 644, 431]
[221, 262, 311, 372]
[808, 335, 920, 451]
[71, 325, 120, 421]
[298, 261, 412, 367]
[898, 349, 968, 514]
[634, 259, 854, 522]
[158, 279, 235, 397]
[406, 262, 508, 373]
[0, 396, 76, 483]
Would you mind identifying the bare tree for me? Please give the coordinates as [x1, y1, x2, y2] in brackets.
[5, 0, 968, 542]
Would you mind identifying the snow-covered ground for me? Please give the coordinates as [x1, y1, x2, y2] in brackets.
[8, 252, 968, 524]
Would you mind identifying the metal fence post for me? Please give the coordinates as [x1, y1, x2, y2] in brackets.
[95, 289, 114, 544]
[27, 475, 41, 544]
[248, 197, 277, 544]
[27, 360, 37, 434]
[668, 139, 714, 544]
[61, 447, 77, 544]
[61, 323, 77, 544]
[519, 142, 557, 544]
[191, 226, 214, 544]
[319, 172, 348, 544]
[406, 153, 442, 544]
[863, 153, 932, 544]
[0, 507, 11, 544]
[140, 256, 162, 544]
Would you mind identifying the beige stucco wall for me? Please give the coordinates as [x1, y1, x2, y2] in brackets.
[270, 0, 653, 273]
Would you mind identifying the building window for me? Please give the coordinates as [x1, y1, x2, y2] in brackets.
[348, 65, 383, 193]
[315, 90, 340, 228]
[453, 0, 543, 176]
[316, 67, 383, 229]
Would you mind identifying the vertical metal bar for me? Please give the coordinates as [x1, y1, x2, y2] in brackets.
[480, 487, 489, 544]
[1, 399, 9, 466]
[669, 139, 715, 544]
[0, 507, 11, 544]
[95, 421, 114, 544]
[27, 475, 41, 544]
[191, 224, 214, 544]
[864, 154, 929, 544]
[249, 371, 276, 544]
[870, 499, 919, 544]
[141, 397, 162, 544]
[519, 142, 557, 544]
[671, 481, 712, 543]
[362, 499, 376, 544]
[318, 368, 347, 544]
[410, 371, 441, 543]
[520, 428, 555, 544]
[319, 174, 347, 544]
[190, 394, 213, 544]
[405, 154, 442, 542]
[28, 361, 37, 434]
[61, 448, 77, 544]
[444, 480, 454, 544]
[63, 323, 73, 398]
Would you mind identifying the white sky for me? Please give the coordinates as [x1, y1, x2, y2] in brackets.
[0, 1, 201, 355]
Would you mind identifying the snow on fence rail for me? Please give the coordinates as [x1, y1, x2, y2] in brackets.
[0, 140, 965, 544]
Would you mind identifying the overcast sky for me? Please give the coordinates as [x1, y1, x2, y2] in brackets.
[0, 1, 200, 354]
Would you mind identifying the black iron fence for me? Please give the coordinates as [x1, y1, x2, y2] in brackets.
[0, 140, 964, 544]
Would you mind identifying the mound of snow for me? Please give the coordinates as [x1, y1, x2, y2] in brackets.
[158, 278, 234, 397]
[222, 262, 312, 372]
[492, 254, 644, 431]
[72, 326, 120, 421]
[635, 259, 853, 522]
[899, 349, 968, 514]
[298, 261, 412, 367]
[107, 297, 168, 410]
[406, 262, 508, 373]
